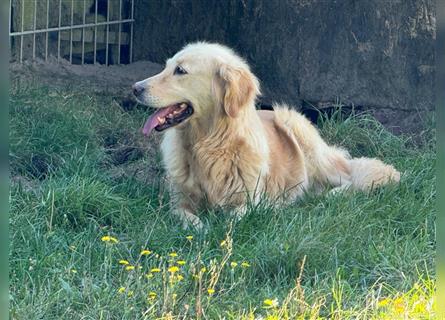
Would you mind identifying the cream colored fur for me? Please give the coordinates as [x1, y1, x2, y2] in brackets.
[134, 42, 400, 230]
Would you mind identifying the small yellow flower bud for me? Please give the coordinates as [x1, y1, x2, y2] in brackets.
[263, 298, 279, 308]
[140, 250, 152, 256]
[101, 235, 118, 243]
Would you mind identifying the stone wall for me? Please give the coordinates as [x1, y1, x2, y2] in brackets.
[133, 0, 435, 132]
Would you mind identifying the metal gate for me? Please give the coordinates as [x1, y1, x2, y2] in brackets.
[9, 0, 134, 65]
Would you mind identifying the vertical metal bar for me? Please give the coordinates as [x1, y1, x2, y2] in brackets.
[58, 0, 61, 61]
[8, 0, 11, 34]
[105, 0, 109, 65]
[118, 0, 122, 64]
[70, 0, 74, 63]
[82, 0, 86, 64]
[130, 0, 134, 63]
[9, 0, 12, 53]
[94, 0, 97, 64]
[20, 0, 24, 62]
[33, 0, 36, 60]
[45, 0, 49, 61]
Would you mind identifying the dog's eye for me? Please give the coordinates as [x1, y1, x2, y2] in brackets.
[174, 65, 187, 75]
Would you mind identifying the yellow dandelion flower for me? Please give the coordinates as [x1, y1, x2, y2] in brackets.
[413, 301, 427, 313]
[378, 298, 391, 308]
[394, 304, 405, 314]
[119, 260, 130, 265]
[230, 262, 238, 268]
[263, 298, 279, 308]
[125, 265, 135, 271]
[150, 268, 161, 273]
[148, 291, 157, 299]
[101, 235, 118, 243]
[168, 266, 179, 273]
[140, 250, 152, 256]
[265, 315, 279, 320]
[176, 274, 184, 281]
[207, 288, 215, 295]
[241, 262, 250, 268]
[177, 260, 186, 266]
[393, 297, 405, 314]
[186, 235, 193, 240]
[127, 290, 134, 297]
[220, 240, 227, 247]
[200, 267, 207, 273]
[118, 287, 126, 294]
[145, 273, 154, 279]
[168, 252, 178, 257]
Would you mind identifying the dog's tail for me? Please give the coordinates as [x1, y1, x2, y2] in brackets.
[316, 147, 400, 192]
[348, 157, 400, 191]
[273, 106, 400, 192]
[318, 147, 401, 192]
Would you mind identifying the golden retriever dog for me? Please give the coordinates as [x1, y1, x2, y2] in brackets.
[132, 42, 400, 230]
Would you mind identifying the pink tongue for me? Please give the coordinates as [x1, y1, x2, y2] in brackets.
[142, 105, 178, 136]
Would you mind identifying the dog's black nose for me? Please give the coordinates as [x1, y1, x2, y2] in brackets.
[132, 83, 145, 97]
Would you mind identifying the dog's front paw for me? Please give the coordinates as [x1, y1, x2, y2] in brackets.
[172, 208, 206, 232]
[183, 214, 205, 232]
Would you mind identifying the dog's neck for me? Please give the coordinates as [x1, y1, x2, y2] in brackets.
[178, 102, 263, 149]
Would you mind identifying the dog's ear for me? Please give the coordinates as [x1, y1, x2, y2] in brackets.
[218, 64, 260, 118]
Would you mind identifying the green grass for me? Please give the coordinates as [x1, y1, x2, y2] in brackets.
[9, 86, 435, 319]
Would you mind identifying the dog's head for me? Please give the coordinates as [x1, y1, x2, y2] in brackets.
[133, 42, 260, 135]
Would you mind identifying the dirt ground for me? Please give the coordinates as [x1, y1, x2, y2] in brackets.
[9, 58, 163, 102]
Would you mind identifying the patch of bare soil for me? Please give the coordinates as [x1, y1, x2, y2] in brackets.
[11, 175, 41, 194]
[9, 58, 163, 100]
